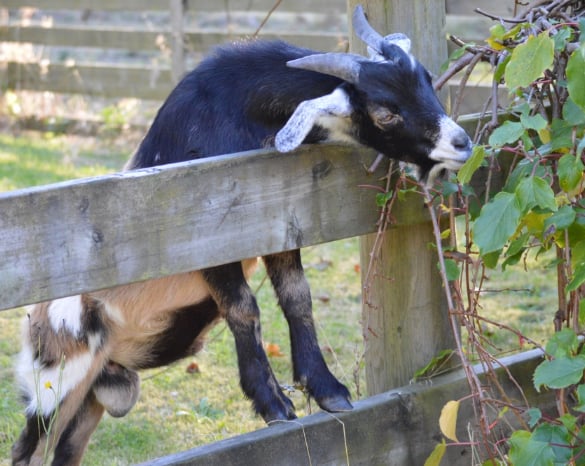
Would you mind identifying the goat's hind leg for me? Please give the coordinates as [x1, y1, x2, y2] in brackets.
[264, 251, 352, 413]
[12, 297, 111, 465]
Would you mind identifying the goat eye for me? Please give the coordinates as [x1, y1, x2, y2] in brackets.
[371, 107, 400, 129]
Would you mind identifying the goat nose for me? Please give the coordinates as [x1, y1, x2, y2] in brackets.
[452, 131, 471, 152]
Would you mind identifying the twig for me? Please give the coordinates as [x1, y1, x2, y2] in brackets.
[252, 0, 282, 37]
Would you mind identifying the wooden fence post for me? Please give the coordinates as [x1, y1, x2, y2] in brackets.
[348, 0, 456, 394]
[170, 0, 185, 83]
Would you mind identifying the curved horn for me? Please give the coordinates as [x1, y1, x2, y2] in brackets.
[352, 5, 384, 53]
[286, 53, 363, 84]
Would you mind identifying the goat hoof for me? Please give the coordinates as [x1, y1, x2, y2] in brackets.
[317, 395, 353, 413]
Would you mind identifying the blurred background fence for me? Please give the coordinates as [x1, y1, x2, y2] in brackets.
[1, 0, 511, 131]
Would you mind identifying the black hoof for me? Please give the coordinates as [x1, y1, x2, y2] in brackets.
[259, 391, 297, 424]
[317, 395, 353, 413]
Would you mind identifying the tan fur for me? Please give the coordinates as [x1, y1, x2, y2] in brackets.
[92, 259, 258, 367]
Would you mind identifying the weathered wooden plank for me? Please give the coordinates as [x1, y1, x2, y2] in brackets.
[0, 145, 391, 311]
[3, 0, 346, 14]
[2, 62, 173, 99]
[138, 349, 552, 466]
[0, 24, 343, 53]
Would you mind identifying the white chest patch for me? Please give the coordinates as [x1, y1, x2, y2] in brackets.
[48, 296, 83, 337]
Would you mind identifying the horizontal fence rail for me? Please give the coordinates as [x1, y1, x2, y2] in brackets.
[0, 145, 405, 311]
[0, 0, 506, 105]
[139, 349, 553, 466]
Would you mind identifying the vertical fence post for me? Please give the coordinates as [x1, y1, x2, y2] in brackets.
[348, 0, 456, 395]
[170, 0, 185, 83]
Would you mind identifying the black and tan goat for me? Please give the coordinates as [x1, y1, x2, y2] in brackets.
[12, 6, 472, 465]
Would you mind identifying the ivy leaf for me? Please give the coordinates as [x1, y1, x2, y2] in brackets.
[472, 192, 522, 255]
[505, 32, 554, 90]
[516, 176, 557, 214]
[533, 355, 585, 391]
[508, 430, 556, 466]
[532, 423, 572, 464]
[457, 145, 486, 185]
[558, 154, 585, 193]
[488, 121, 524, 147]
[567, 49, 585, 111]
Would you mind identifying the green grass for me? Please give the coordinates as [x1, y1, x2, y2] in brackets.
[0, 132, 557, 464]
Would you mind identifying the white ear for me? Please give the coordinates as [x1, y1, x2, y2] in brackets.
[275, 88, 352, 153]
[384, 33, 411, 54]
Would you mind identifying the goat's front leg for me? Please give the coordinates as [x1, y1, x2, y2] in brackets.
[202, 263, 296, 423]
[263, 251, 352, 412]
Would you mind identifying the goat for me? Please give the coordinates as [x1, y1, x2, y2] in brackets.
[12, 6, 472, 465]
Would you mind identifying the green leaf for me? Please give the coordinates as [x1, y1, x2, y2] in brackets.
[567, 262, 585, 292]
[553, 26, 573, 52]
[505, 32, 555, 89]
[545, 328, 579, 358]
[533, 355, 585, 391]
[567, 49, 585, 111]
[472, 192, 522, 255]
[521, 112, 548, 132]
[526, 407, 542, 428]
[508, 430, 555, 466]
[558, 154, 585, 193]
[544, 205, 576, 234]
[488, 121, 525, 147]
[574, 385, 585, 412]
[482, 249, 502, 269]
[424, 440, 446, 466]
[516, 177, 557, 214]
[457, 145, 486, 185]
[442, 259, 461, 281]
[414, 349, 454, 380]
[532, 423, 572, 464]
[563, 98, 585, 126]
[376, 191, 393, 208]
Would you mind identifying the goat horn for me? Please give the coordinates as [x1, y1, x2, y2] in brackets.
[286, 53, 363, 84]
[352, 5, 384, 53]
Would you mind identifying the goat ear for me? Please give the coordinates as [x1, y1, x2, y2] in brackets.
[384, 33, 411, 54]
[275, 88, 352, 153]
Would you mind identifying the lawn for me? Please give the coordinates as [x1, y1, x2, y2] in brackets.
[0, 132, 556, 464]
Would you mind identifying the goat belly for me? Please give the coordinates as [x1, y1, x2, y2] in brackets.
[107, 298, 221, 370]
[139, 298, 221, 369]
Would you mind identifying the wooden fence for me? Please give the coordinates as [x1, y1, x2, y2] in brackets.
[0, 1, 548, 464]
[0, 0, 510, 112]
[0, 138, 552, 466]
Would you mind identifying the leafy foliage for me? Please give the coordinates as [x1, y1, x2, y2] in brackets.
[426, 2, 585, 465]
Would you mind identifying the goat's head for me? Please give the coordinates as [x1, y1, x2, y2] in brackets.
[275, 5, 472, 183]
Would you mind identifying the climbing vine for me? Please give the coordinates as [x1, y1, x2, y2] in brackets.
[422, 1, 585, 464]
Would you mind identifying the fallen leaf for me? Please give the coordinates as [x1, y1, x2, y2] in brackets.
[265, 342, 285, 357]
[186, 361, 200, 374]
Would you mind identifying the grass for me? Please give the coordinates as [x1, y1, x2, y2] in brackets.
[0, 132, 557, 464]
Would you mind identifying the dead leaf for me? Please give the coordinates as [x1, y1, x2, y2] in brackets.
[265, 342, 285, 357]
[439, 400, 460, 442]
[186, 361, 200, 374]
